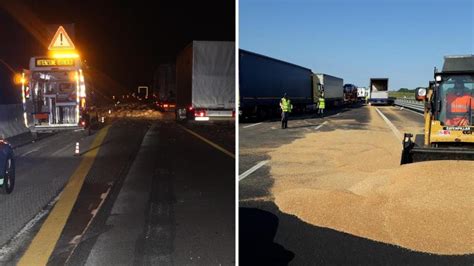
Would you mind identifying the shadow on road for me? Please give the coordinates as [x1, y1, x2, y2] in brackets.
[239, 201, 474, 265]
[239, 207, 295, 265]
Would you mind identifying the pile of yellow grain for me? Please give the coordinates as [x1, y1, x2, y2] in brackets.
[269, 108, 474, 255]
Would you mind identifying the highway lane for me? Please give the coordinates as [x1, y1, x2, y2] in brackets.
[1, 109, 235, 265]
[376, 106, 425, 137]
[61, 113, 235, 265]
[239, 106, 361, 201]
[239, 108, 346, 176]
[239, 105, 473, 265]
[0, 128, 96, 262]
[10, 112, 235, 265]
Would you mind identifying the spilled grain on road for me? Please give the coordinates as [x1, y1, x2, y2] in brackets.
[270, 107, 474, 255]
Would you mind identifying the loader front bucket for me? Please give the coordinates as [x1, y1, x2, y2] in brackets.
[409, 146, 474, 163]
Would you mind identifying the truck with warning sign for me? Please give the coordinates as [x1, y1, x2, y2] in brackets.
[21, 26, 95, 132]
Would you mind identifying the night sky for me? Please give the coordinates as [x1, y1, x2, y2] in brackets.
[0, 0, 235, 103]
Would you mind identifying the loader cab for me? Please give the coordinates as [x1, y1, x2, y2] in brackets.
[431, 74, 474, 126]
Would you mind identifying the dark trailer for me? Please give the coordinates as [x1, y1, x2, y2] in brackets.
[239, 49, 313, 120]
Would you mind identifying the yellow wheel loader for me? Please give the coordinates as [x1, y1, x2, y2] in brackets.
[401, 55, 474, 164]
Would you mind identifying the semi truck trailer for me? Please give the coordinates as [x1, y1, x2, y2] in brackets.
[239, 50, 314, 119]
[369, 78, 390, 105]
[176, 41, 235, 121]
[312, 74, 344, 108]
[153, 63, 176, 111]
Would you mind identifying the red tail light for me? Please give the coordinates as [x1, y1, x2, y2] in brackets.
[25, 87, 30, 99]
[194, 109, 206, 117]
[188, 106, 193, 111]
[80, 120, 86, 127]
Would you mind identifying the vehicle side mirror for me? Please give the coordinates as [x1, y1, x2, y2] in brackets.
[415, 87, 427, 101]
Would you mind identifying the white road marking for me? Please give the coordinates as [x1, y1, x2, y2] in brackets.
[315, 121, 328, 130]
[19, 148, 40, 157]
[375, 107, 403, 141]
[243, 122, 263, 129]
[0, 195, 60, 261]
[239, 160, 269, 181]
[65, 185, 112, 264]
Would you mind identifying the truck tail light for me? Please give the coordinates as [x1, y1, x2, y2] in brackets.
[25, 86, 30, 99]
[194, 109, 206, 117]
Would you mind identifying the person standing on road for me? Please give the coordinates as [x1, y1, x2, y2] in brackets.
[280, 93, 292, 129]
[317, 96, 325, 116]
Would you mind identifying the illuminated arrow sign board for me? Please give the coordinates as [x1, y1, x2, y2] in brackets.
[48, 26, 76, 50]
[35, 58, 75, 67]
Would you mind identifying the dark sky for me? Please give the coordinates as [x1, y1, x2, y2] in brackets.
[0, 0, 235, 103]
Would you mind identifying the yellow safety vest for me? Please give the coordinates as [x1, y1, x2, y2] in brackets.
[281, 98, 292, 112]
[318, 97, 325, 109]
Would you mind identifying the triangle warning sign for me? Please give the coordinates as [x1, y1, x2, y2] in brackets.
[48, 26, 75, 50]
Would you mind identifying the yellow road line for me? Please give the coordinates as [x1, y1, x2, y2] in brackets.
[177, 124, 235, 159]
[18, 125, 111, 266]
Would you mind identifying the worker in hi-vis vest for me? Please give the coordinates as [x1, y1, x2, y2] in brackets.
[280, 93, 292, 129]
[318, 96, 325, 116]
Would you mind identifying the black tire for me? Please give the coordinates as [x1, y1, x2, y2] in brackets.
[1, 156, 15, 194]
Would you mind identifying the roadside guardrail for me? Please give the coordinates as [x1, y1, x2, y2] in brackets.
[394, 99, 424, 113]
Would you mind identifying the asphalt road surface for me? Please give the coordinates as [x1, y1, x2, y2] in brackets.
[0, 109, 235, 265]
[239, 104, 474, 265]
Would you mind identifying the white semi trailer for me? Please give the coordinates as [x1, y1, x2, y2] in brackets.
[176, 41, 235, 121]
[369, 78, 392, 105]
[312, 73, 344, 107]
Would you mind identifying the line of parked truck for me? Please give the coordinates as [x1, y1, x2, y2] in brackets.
[238, 49, 391, 120]
[153, 41, 235, 122]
